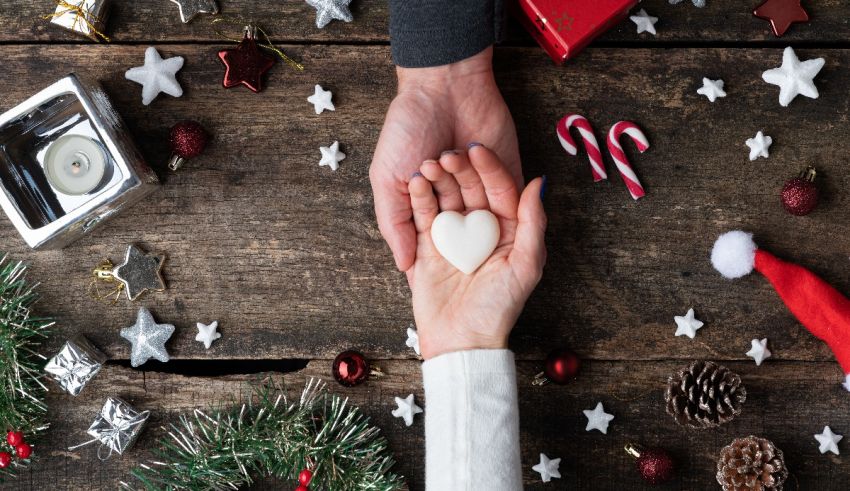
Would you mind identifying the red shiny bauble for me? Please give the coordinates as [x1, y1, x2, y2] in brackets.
[6, 431, 23, 447]
[544, 348, 581, 384]
[169, 121, 209, 159]
[0, 452, 10, 468]
[627, 445, 674, 485]
[218, 30, 276, 93]
[294, 486, 308, 491]
[298, 469, 313, 485]
[333, 350, 370, 387]
[781, 176, 818, 216]
[14, 443, 31, 459]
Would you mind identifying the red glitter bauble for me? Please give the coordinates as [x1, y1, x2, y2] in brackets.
[169, 121, 209, 159]
[781, 169, 819, 216]
[14, 443, 31, 459]
[544, 348, 581, 385]
[332, 350, 370, 387]
[627, 445, 674, 485]
[298, 469, 313, 486]
[218, 29, 276, 93]
[6, 431, 23, 447]
[0, 452, 10, 468]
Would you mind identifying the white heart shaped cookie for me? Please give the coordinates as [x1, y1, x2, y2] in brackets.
[430, 210, 500, 275]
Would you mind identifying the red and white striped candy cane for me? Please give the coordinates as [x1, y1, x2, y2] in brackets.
[556, 114, 607, 182]
[607, 121, 650, 200]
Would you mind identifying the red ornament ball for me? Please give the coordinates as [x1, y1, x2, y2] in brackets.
[294, 486, 308, 491]
[298, 469, 313, 486]
[627, 445, 674, 485]
[0, 452, 10, 468]
[332, 350, 370, 387]
[169, 120, 209, 159]
[6, 431, 23, 447]
[14, 443, 31, 460]
[781, 169, 819, 216]
[544, 348, 581, 384]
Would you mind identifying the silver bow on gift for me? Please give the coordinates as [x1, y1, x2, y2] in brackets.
[69, 397, 150, 460]
[45, 336, 106, 396]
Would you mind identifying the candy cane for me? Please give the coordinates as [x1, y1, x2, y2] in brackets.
[607, 121, 649, 200]
[556, 114, 607, 182]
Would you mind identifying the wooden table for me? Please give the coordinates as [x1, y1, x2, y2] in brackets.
[2, 1, 850, 489]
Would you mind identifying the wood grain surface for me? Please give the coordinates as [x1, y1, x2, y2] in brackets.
[0, 0, 848, 489]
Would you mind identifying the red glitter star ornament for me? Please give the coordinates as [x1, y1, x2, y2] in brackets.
[753, 0, 809, 37]
[218, 26, 276, 93]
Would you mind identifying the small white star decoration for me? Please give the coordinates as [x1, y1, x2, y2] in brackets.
[697, 78, 726, 102]
[746, 131, 773, 161]
[307, 84, 335, 114]
[583, 402, 614, 434]
[405, 326, 420, 355]
[815, 426, 843, 455]
[674, 308, 704, 339]
[306, 0, 353, 29]
[630, 9, 658, 36]
[746, 338, 771, 366]
[319, 141, 346, 171]
[669, 0, 706, 7]
[762, 46, 825, 107]
[532, 453, 562, 483]
[125, 47, 184, 106]
[195, 321, 221, 349]
[391, 394, 422, 426]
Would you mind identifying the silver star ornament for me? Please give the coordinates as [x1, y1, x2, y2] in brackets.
[113, 244, 167, 301]
[170, 0, 219, 24]
[120, 307, 175, 367]
[306, 0, 353, 29]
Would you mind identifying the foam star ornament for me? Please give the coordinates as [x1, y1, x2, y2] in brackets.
[674, 308, 704, 339]
[169, 0, 219, 24]
[319, 141, 346, 171]
[746, 338, 771, 366]
[630, 9, 658, 35]
[762, 47, 825, 107]
[815, 426, 842, 455]
[746, 131, 773, 161]
[306, 0, 353, 29]
[532, 453, 562, 483]
[697, 78, 726, 102]
[125, 47, 184, 105]
[583, 402, 614, 434]
[405, 326, 420, 355]
[669, 0, 706, 7]
[391, 394, 422, 427]
[195, 321, 221, 349]
[120, 307, 175, 367]
[307, 84, 335, 114]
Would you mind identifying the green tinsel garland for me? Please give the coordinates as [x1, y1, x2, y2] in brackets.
[123, 379, 404, 490]
[0, 257, 52, 478]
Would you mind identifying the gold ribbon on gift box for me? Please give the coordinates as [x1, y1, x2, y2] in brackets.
[45, 0, 111, 42]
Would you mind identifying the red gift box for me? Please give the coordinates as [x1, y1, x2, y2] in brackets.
[513, 0, 638, 64]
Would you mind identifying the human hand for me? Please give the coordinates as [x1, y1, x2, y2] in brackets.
[370, 47, 522, 271]
[406, 145, 546, 360]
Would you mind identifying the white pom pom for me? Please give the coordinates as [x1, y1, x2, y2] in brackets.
[711, 230, 757, 279]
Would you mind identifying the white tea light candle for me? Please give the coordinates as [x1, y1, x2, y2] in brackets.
[44, 134, 107, 195]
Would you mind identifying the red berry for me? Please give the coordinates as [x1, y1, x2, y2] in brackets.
[0, 452, 11, 468]
[6, 431, 23, 447]
[15, 443, 31, 459]
[298, 469, 313, 485]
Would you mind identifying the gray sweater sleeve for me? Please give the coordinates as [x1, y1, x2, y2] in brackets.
[389, 0, 504, 68]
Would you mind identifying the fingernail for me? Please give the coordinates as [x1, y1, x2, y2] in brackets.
[467, 142, 483, 149]
[411, 171, 423, 178]
[539, 175, 548, 200]
[441, 149, 459, 156]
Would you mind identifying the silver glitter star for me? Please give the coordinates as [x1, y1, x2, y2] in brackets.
[169, 0, 219, 24]
[305, 0, 353, 29]
[113, 245, 166, 301]
[120, 307, 175, 367]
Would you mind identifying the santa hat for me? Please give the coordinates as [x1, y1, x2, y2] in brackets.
[711, 230, 850, 391]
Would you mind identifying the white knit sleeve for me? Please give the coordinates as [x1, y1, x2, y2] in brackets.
[422, 349, 522, 490]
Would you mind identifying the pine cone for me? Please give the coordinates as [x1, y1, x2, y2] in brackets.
[716, 436, 788, 491]
[665, 360, 746, 429]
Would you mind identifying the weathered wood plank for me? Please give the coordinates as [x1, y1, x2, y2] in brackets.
[0, 45, 848, 364]
[3, 0, 848, 45]
[17, 360, 850, 490]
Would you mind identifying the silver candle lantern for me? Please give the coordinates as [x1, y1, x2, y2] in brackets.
[0, 74, 158, 249]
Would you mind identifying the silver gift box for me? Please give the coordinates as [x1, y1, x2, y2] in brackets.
[0, 74, 158, 249]
[45, 335, 107, 396]
[49, 0, 111, 41]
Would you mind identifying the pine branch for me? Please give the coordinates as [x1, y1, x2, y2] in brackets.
[123, 379, 404, 491]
